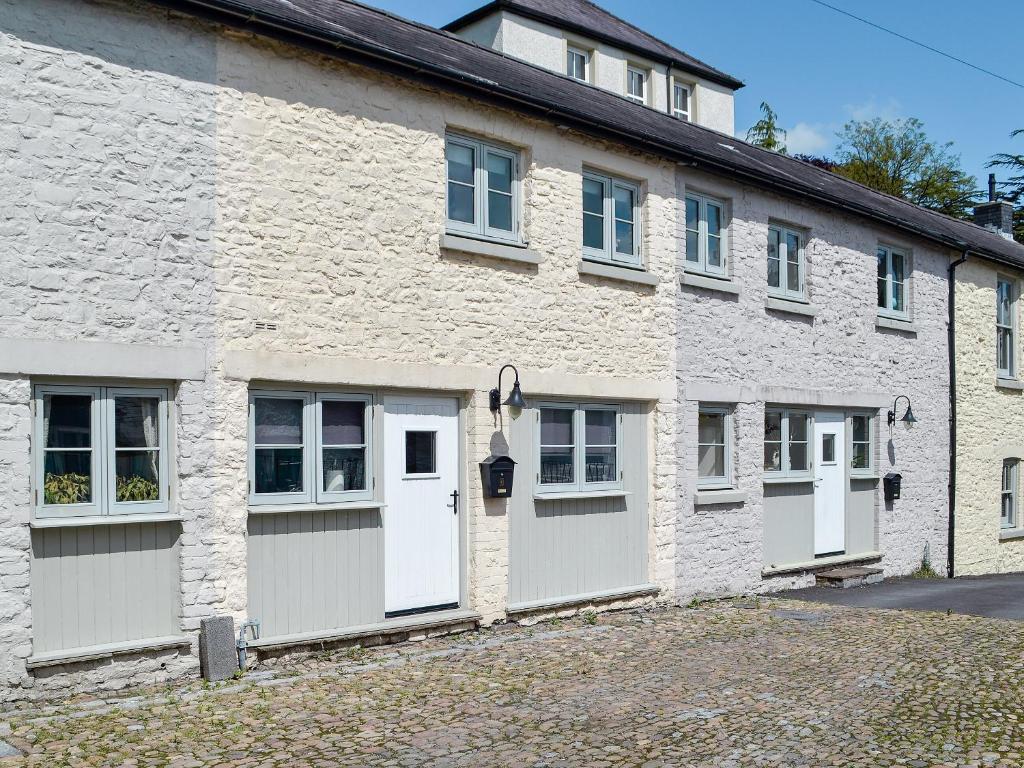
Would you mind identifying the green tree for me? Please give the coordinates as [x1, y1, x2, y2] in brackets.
[746, 102, 787, 154]
[988, 129, 1024, 243]
[832, 117, 979, 219]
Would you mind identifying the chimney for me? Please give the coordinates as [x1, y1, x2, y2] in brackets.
[973, 173, 1015, 240]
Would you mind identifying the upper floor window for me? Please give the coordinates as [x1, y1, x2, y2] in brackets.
[685, 193, 727, 278]
[538, 403, 622, 493]
[34, 384, 171, 519]
[582, 171, 641, 267]
[672, 83, 691, 120]
[1002, 459, 1019, 529]
[764, 409, 811, 477]
[249, 391, 372, 506]
[567, 46, 589, 82]
[446, 133, 519, 243]
[626, 66, 646, 104]
[877, 245, 909, 318]
[997, 277, 1017, 379]
[768, 225, 805, 300]
[698, 406, 733, 489]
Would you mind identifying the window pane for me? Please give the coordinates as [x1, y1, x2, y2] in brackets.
[707, 235, 721, 268]
[488, 191, 513, 232]
[541, 408, 574, 445]
[786, 232, 801, 293]
[999, 329, 1012, 373]
[540, 447, 574, 484]
[114, 396, 160, 448]
[44, 394, 91, 448]
[789, 414, 808, 442]
[585, 447, 616, 482]
[764, 443, 782, 472]
[877, 250, 888, 309]
[706, 203, 721, 237]
[323, 447, 366, 492]
[585, 409, 616, 445]
[851, 442, 869, 470]
[698, 444, 725, 479]
[254, 448, 303, 494]
[852, 416, 868, 443]
[447, 143, 474, 184]
[686, 230, 699, 263]
[698, 412, 724, 445]
[674, 85, 688, 115]
[891, 252, 905, 283]
[613, 187, 634, 222]
[583, 178, 605, 250]
[789, 443, 808, 472]
[448, 183, 474, 224]
[767, 229, 780, 288]
[447, 142, 475, 224]
[43, 451, 92, 504]
[685, 198, 699, 231]
[115, 451, 160, 501]
[405, 431, 436, 475]
[321, 400, 364, 445]
[764, 412, 782, 442]
[255, 398, 303, 445]
[615, 221, 635, 255]
[584, 213, 604, 250]
[486, 153, 512, 194]
[822, 434, 835, 464]
[583, 178, 605, 214]
[997, 281, 1013, 325]
[764, 412, 782, 472]
[892, 279, 905, 313]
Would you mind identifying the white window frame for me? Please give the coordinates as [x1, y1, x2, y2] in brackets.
[697, 405, 733, 490]
[582, 170, 642, 267]
[767, 224, 806, 300]
[566, 46, 589, 82]
[849, 413, 875, 477]
[250, 390, 374, 507]
[33, 384, 171, 520]
[997, 277, 1017, 379]
[626, 66, 647, 104]
[877, 244, 910, 320]
[445, 133, 520, 244]
[685, 193, 728, 278]
[763, 408, 813, 478]
[1002, 458, 1019, 530]
[536, 402, 623, 495]
[672, 82, 691, 121]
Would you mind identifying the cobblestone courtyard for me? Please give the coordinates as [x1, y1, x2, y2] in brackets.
[3, 598, 1024, 767]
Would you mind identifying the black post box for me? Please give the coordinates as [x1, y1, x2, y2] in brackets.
[480, 455, 516, 498]
[883, 472, 902, 502]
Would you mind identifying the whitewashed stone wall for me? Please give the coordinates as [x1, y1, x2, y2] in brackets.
[674, 169, 952, 599]
[954, 259, 1024, 575]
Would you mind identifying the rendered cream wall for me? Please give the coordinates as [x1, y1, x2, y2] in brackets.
[954, 258, 1024, 575]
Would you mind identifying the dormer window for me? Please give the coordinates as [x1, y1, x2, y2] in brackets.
[567, 46, 589, 82]
[626, 66, 646, 104]
[673, 83, 691, 120]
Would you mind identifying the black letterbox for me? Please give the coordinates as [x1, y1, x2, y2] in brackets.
[480, 455, 516, 498]
[884, 472, 902, 502]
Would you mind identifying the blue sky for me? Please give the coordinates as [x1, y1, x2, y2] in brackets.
[365, 0, 1024, 194]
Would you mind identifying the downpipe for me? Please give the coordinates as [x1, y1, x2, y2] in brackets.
[947, 249, 969, 579]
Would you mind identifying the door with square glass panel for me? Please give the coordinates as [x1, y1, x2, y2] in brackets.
[383, 396, 459, 616]
[813, 412, 846, 556]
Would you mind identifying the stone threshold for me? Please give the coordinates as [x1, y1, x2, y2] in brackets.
[506, 583, 660, 616]
[762, 551, 883, 578]
[27, 635, 192, 670]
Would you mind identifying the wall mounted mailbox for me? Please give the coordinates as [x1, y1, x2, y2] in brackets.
[480, 455, 516, 498]
[883, 472, 902, 503]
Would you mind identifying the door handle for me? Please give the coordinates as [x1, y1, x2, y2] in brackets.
[447, 490, 459, 515]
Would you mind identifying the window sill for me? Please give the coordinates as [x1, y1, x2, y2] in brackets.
[534, 489, 630, 501]
[1000, 528, 1024, 542]
[680, 271, 741, 296]
[850, 473, 881, 482]
[765, 296, 818, 318]
[694, 488, 747, 506]
[441, 233, 541, 265]
[762, 476, 814, 485]
[996, 377, 1024, 391]
[30, 513, 183, 529]
[876, 315, 916, 334]
[248, 501, 386, 515]
[578, 259, 659, 287]
[26, 635, 191, 670]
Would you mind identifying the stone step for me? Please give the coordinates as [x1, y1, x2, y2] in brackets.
[815, 566, 884, 589]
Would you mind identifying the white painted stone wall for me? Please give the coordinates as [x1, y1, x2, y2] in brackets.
[954, 259, 1024, 575]
[674, 169, 952, 599]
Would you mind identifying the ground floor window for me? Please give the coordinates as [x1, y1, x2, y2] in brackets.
[34, 384, 171, 519]
[1003, 459, 1019, 529]
[764, 409, 811, 477]
[698, 406, 732, 488]
[537, 403, 621, 493]
[850, 414, 874, 475]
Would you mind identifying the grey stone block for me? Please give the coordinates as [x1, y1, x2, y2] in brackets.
[199, 616, 237, 682]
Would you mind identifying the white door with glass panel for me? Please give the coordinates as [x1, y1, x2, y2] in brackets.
[383, 396, 459, 616]
[813, 412, 846, 556]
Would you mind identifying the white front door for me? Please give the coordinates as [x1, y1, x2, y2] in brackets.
[813, 412, 846, 556]
[383, 396, 460, 615]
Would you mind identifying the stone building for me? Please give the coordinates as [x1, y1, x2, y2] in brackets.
[1, 0, 1022, 702]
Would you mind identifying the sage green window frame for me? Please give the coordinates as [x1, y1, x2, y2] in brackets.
[536, 402, 623, 494]
[672, 83, 691, 121]
[626, 66, 646, 104]
[849, 413, 875, 477]
[877, 244, 910, 320]
[1002, 459, 1019, 530]
[685, 193, 728, 278]
[997, 277, 1017, 379]
[763, 408, 812, 478]
[566, 46, 589, 82]
[767, 224, 806, 300]
[697, 405, 733, 490]
[582, 170, 642, 267]
[445, 132, 521, 244]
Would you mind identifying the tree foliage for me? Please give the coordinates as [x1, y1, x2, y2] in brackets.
[746, 102, 787, 154]
[988, 129, 1024, 243]
[832, 117, 979, 219]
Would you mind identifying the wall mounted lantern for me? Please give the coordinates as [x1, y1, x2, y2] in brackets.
[887, 395, 917, 435]
[489, 364, 526, 412]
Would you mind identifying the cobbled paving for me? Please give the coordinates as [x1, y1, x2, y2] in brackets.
[3, 598, 1024, 767]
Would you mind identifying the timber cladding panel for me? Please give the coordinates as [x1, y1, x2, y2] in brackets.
[246, 509, 384, 639]
[30, 522, 181, 654]
[507, 402, 649, 607]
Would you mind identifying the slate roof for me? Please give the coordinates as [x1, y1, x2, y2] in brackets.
[442, 0, 744, 90]
[159, 0, 1024, 268]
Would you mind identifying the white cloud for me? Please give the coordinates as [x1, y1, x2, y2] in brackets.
[843, 97, 903, 122]
[785, 122, 832, 155]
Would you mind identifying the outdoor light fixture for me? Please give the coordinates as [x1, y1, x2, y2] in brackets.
[489, 364, 526, 412]
[887, 395, 917, 434]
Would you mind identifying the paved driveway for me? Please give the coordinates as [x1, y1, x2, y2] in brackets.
[3, 598, 1024, 767]
[784, 572, 1024, 620]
